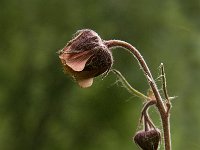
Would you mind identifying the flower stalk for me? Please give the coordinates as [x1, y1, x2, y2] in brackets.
[104, 40, 171, 150]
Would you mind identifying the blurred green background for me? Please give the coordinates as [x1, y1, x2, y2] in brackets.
[0, 0, 200, 149]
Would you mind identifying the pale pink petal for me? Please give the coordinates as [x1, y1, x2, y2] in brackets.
[64, 55, 90, 71]
[77, 78, 93, 88]
[59, 51, 92, 71]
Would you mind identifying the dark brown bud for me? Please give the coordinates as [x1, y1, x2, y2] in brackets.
[59, 29, 113, 88]
[133, 129, 161, 150]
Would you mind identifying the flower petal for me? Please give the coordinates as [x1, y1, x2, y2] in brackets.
[77, 78, 93, 88]
[59, 51, 93, 71]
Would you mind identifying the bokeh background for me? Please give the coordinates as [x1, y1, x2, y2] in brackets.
[0, 0, 200, 149]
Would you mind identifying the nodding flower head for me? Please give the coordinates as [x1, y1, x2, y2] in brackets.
[59, 29, 113, 88]
[134, 129, 161, 150]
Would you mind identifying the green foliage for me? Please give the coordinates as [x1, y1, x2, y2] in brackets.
[0, 0, 200, 149]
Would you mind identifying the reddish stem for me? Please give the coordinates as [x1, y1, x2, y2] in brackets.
[104, 40, 171, 150]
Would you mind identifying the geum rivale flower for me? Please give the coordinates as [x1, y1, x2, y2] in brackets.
[59, 29, 113, 88]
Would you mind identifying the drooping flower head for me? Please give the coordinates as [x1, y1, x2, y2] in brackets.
[59, 29, 113, 88]
[134, 129, 161, 150]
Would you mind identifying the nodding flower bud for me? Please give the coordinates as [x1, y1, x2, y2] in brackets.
[133, 129, 161, 150]
[59, 29, 113, 88]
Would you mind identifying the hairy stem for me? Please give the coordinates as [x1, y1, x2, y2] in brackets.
[112, 69, 150, 100]
[161, 114, 171, 150]
[161, 63, 169, 101]
[161, 63, 171, 113]
[105, 40, 171, 150]
[140, 100, 157, 130]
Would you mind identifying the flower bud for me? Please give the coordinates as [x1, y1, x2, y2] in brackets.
[59, 29, 113, 88]
[133, 129, 161, 150]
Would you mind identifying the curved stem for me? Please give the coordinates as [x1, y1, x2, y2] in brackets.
[105, 40, 171, 150]
[105, 40, 166, 113]
[140, 100, 157, 130]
